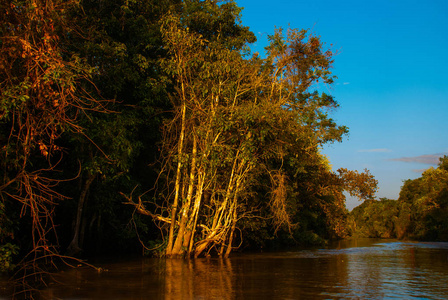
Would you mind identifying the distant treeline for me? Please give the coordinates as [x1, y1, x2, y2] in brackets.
[349, 156, 448, 241]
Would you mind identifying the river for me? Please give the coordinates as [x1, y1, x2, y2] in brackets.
[3, 239, 448, 299]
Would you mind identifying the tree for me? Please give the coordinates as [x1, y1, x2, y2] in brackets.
[0, 0, 109, 294]
[350, 156, 448, 241]
[150, 9, 260, 257]
[350, 198, 398, 238]
[58, 0, 178, 255]
[398, 156, 448, 240]
[124, 2, 377, 257]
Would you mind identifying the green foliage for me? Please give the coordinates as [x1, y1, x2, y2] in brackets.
[153, 7, 376, 256]
[396, 156, 448, 241]
[350, 198, 399, 238]
[0, 201, 18, 274]
[350, 156, 448, 242]
[0, 243, 19, 274]
[293, 231, 327, 246]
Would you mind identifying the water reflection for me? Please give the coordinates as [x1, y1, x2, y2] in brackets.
[16, 239, 448, 299]
[164, 258, 233, 300]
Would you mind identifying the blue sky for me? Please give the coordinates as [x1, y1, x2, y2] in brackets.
[238, 0, 448, 210]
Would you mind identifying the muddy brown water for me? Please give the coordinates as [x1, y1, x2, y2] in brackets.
[2, 239, 448, 299]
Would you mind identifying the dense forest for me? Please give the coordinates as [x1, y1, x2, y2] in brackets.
[350, 156, 448, 241]
[0, 0, 418, 296]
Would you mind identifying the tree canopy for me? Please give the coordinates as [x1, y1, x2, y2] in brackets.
[350, 156, 448, 241]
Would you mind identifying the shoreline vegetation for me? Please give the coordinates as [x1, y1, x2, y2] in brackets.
[0, 0, 446, 298]
[349, 156, 448, 242]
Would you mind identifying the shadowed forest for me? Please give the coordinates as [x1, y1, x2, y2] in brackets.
[1, 0, 447, 297]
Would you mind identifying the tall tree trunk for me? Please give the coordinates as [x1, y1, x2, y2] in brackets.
[184, 170, 205, 254]
[166, 102, 187, 256]
[225, 201, 238, 258]
[66, 172, 96, 256]
[172, 135, 197, 255]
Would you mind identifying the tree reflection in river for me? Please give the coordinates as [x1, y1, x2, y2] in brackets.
[18, 239, 448, 299]
[164, 258, 233, 300]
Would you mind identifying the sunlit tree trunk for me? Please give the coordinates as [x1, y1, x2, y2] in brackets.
[171, 135, 197, 255]
[166, 102, 186, 256]
[225, 205, 238, 258]
[184, 170, 205, 254]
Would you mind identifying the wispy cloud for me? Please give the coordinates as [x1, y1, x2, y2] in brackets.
[343, 82, 350, 85]
[358, 148, 392, 153]
[390, 153, 447, 165]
